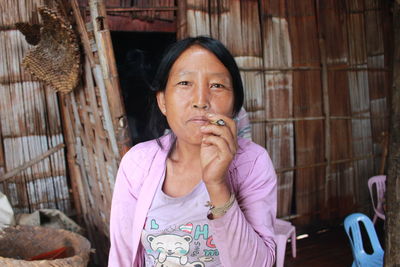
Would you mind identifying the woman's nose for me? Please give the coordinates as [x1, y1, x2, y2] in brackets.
[192, 85, 210, 110]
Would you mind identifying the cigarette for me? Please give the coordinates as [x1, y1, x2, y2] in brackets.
[211, 119, 226, 126]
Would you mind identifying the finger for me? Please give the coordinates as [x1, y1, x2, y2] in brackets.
[201, 125, 236, 154]
[207, 113, 237, 142]
[202, 134, 236, 158]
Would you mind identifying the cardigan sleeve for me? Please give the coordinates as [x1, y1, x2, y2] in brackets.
[108, 149, 143, 267]
[209, 148, 277, 267]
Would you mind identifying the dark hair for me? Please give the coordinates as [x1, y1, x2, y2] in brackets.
[148, 36, 244, 149]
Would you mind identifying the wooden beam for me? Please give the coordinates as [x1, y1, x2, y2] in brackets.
[0, 144, 65, 183]
[384, 1, 400, 265]
[89, 0, 132, 157]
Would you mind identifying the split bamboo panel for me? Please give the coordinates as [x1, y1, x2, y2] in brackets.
[287, 0, 325, 226]
[318, 0, 355, 221]
[365, 0, 389, 172]
[346, 0, 374, 214]
[0, 8, 71, 216]
[260, 0, 295, 218]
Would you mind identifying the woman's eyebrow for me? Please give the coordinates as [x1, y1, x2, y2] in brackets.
[176, 70, 195, 76]
[175, 70, 230, 78]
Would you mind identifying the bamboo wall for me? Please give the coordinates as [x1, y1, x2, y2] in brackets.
[183, 0, 391, 228]
[0, 0, 72, 215]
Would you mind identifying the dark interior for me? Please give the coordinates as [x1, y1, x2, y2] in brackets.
[111, 31, 176, 145]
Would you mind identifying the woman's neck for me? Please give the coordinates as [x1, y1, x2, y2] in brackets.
[170, 139, 201, 165]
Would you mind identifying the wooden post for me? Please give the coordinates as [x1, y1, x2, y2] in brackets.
[384, 1, 400, 265]
[316, 0, 332, 210]
[89, 0, 132, 157]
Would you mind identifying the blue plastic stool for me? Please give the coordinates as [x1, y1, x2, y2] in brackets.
[344, 213, 384, 267]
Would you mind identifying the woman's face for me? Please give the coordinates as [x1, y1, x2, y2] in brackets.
[157, 45, 234, 146]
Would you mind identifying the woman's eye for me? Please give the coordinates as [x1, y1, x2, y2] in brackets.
[177, 81, 190, 86]
[211, 83, 224, 89]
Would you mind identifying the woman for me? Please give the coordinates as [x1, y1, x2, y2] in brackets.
[108, 36, 277, 267]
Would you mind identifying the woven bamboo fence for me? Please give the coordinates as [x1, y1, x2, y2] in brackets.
[0, 0, 72, 215]
[182, 0, 392, 228]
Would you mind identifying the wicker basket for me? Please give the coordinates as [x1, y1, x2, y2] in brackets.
[0, 225, 91, 266]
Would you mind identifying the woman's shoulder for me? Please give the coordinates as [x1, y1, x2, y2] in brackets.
[120, 135, 171, 167]
[235, 137, 269, 163]
[230, 138, 276, 188]
[231, 137, 274, 175]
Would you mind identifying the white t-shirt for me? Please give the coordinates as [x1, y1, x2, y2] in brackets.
[141, 172, 222, 267]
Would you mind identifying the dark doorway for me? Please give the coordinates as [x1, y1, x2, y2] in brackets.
[111, 32, 176, 145]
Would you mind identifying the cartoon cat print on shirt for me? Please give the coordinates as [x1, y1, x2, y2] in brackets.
[147, 234, 194, 265]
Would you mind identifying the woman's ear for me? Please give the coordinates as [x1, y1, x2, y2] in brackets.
[156, 91, 166, 115]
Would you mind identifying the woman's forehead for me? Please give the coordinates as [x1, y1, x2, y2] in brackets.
[169, 45, 230, 77]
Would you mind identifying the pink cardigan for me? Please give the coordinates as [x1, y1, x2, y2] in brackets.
[108, 135, 277, 267]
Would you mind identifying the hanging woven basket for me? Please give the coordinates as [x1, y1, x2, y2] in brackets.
[16, 6, 81, 93]
[0, 225, 91, 266]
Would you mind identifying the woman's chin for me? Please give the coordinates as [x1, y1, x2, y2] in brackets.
[175, 133, 203, 146]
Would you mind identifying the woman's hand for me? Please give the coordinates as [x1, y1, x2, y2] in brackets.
[200, 113, 238, 187]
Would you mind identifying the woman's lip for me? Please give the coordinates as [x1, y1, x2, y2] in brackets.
[188, 116, 209, 124]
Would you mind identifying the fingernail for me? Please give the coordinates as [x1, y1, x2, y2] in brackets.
[207, 113, 214, 117]
[200, 126, 205, 130]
